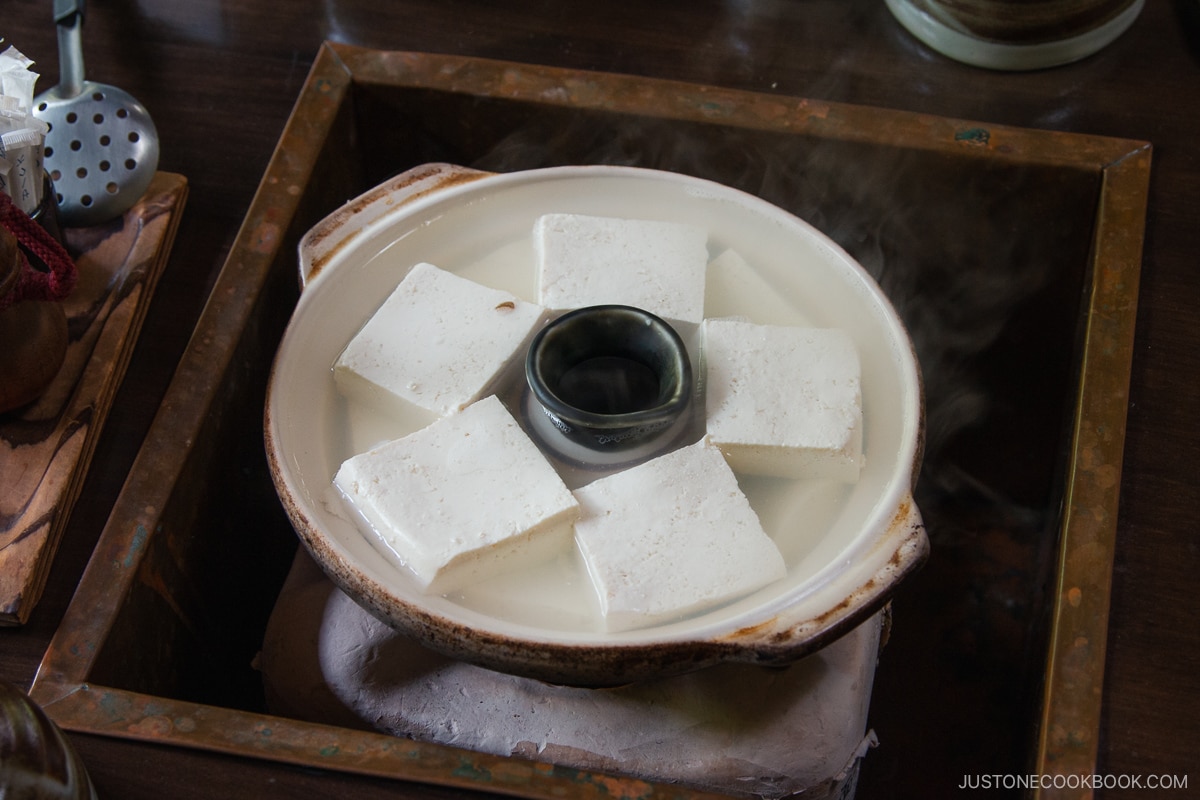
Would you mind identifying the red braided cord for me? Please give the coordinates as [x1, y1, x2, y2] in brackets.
[0, 190, 77, 312]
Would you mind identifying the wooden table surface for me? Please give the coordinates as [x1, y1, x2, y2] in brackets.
[3, 2, 1197, 798]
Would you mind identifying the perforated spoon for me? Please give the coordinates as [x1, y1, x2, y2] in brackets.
[33, 0, 160, 227]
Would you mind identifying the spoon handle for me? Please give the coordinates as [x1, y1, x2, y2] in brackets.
[53, 0, 85, 99]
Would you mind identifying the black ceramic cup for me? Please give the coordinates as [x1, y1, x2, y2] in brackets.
[525, 305, 693, 453]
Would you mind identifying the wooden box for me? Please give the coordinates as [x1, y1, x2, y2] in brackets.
[29, 43, 1148, 798]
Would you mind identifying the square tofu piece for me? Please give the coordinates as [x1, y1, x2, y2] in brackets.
[573, 438, 786, 632]
[704, 248, 800, 325]
[702, 319, 864, 481]
[334, 395, 579, 594]
[534, 213, 708, 323]
[335, 262, 546, 418]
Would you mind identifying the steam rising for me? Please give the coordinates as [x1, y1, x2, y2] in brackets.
[471, 114, 1074, 511]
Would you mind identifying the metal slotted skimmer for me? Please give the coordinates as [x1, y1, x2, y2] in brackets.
[34, 0, 160, 227]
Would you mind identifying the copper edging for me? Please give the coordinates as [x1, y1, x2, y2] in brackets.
[35, 678, 727, 800]
[1032, 144, 1151, 799]
[332, 42, 1142, 171]
[32, 47, 355, 694]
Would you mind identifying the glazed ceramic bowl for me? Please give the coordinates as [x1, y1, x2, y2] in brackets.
[525, 304, 693, 453]
[885, 0, 1143, 70]
[265, 163, 927, 686]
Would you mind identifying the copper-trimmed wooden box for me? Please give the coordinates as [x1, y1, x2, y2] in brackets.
[29, 43, 1149, 798]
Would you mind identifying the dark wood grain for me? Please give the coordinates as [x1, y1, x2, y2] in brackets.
[2, 1, 1197, 798]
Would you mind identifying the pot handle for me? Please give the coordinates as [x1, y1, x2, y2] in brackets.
[298, 163, 492, 291]
[720, 492, 928, 660]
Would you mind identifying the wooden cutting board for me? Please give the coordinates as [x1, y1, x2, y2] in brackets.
[0, 172, 188, 625]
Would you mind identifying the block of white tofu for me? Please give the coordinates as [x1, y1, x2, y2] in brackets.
[704, 248, 801, 325]
[573, 437, 787, 632]
[334, 262, 546, 418]
[333, 395, 580, 594]
[534, 213, 708, 324]
[702, 319, 864, 481]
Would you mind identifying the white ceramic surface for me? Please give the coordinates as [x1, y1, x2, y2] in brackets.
[265, 163, 928, 685]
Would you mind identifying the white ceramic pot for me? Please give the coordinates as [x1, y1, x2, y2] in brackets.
[265, 163, 927, 686]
